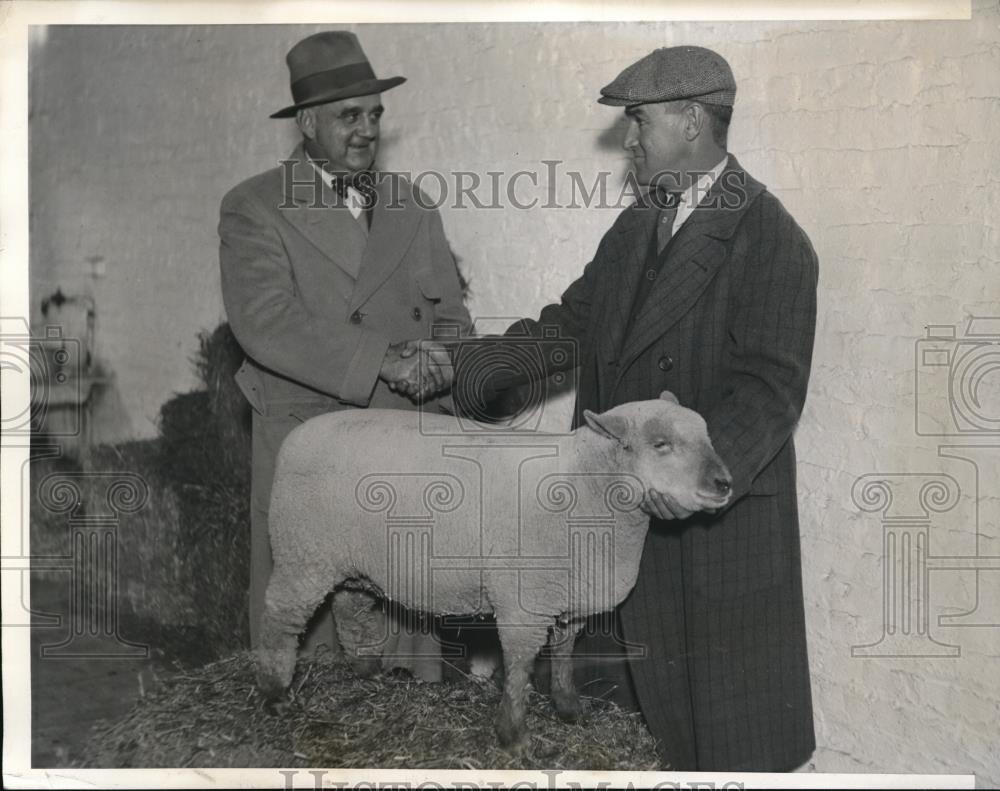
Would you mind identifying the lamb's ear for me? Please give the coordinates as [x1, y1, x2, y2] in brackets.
[583, 409, 630, 445]
[659, 390, 679, 405]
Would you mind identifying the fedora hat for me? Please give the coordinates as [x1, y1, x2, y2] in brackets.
[270, 31, 406, 119]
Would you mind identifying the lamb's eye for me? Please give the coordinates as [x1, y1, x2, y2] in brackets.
[653, 439, 672, 451]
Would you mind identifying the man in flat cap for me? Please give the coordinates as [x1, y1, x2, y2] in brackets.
[219, 31, 470, 676]
[457, 45, 817, 770]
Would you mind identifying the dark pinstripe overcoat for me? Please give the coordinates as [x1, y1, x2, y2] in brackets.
[513, 155, 818, 771]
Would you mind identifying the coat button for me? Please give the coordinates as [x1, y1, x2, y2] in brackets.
[412, 307, 423, 321]
[350, 310, 363, 324]
[657, 355, 674, 372]
[645, 268, 657, 281]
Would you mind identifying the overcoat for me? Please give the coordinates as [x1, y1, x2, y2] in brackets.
[219, 143, 471, 652]
[508, 155, 818, 771]
[220, 142, 471, 419]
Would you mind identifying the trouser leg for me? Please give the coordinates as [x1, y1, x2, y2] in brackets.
[572, 609, 642, 711]
[249, 482, 271, 651]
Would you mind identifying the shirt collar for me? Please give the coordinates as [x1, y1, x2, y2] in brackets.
[307, 156, 337, 190]
[678, 155, 729, 209]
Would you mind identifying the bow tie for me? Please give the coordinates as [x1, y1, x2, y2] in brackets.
[330, 171, 377, 208]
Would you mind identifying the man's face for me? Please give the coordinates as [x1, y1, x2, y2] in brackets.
[622, 102, 688, 188]
[300, 93, 383, 174]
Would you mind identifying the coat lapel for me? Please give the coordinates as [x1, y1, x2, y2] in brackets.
[279, 143, 369, 279]
[595, 202, 660, 375]
[614, 156, 766, 382]
[349, 175, 422, 312]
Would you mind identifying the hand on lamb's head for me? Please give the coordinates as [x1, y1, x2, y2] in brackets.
[582, 391, 733, 521]
[380, 339, 454, 401]
[640, 488, 695, 521]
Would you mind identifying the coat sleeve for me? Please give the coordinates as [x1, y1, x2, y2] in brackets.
[510, 257, 597, 344]
[218, 188, 390, 406]
[451, 256, 597, 413]
[705, 197, 819, 504]
[424, 207, 473, 337]
[503, 205, 635, 352]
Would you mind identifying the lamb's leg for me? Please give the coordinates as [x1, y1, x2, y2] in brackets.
[548, 619, 584, 722]
[332, 589, 385, 678]
[256, 571, 331, 701]
[495, 623, 550, 749]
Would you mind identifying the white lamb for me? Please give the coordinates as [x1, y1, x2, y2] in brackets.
[256, 391, 731, 747]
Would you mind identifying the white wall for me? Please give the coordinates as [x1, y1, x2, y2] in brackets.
[29, 9, 1000, 784]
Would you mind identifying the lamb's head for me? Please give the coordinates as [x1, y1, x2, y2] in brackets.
[583, 391, 733, 513]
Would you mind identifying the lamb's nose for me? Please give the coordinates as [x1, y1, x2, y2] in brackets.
[715, 476, 732, 496]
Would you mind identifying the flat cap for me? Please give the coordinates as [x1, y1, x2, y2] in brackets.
[598, 45, 736, 107]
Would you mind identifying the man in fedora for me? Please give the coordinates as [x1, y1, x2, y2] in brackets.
[219, 31, 469, 676]
[455, 46, 817, 770]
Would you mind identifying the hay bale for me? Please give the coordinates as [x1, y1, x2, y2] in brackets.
[79, 652, 663, 770]
[158, 322, 250, 491]
[152, 323, 252, 656]
[30, 322, 254, 660]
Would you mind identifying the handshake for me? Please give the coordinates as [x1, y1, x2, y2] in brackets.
[378, 339, 454, 402]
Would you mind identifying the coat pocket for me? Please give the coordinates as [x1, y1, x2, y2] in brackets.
[416, 273, 442, 302]
[285, 401, 336, 423]
[748, 464, 780, 495]
[749, 479, 779, 496]
[234, 361, 267, 415]
[263, 397, 337, 423]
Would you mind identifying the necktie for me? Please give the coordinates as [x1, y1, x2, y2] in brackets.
[656, 191, 682, 255]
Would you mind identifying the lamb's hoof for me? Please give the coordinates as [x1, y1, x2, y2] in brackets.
[347, 657, 381, 679]
[553, 694, 584, 724]
[497, 730, 529, 755]
[256, 672, 289, 705]
[495, 717, 528, 753]
[264, 696, 295, 718]
[257, 677, 294, 717]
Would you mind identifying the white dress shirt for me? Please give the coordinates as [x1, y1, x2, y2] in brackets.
[661, 155, 729, 239]
[308, 159, 366, 221]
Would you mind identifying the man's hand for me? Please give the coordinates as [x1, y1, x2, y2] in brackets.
[418, 340, 454, 396]
[640, 488, 694, 521]
[379, 339, 453, 401]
